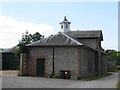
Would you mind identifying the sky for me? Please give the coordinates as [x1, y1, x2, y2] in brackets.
[0, 1, 118, 51]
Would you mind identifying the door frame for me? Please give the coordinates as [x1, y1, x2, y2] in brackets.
[35, 56, 46, 77]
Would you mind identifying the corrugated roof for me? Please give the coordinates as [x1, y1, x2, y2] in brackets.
[26, 32, 83, 46]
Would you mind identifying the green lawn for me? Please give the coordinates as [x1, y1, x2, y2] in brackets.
[117, 81, 120, 90]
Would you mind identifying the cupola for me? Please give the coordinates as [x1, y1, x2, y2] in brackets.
[60, 16, 71, 33]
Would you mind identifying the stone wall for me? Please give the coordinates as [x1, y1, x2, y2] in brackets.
[28, 47, 79, 79]
[54, 47, 79, 79]
[20, 53, 28, 76]
[28, 47, 53, 77]
[26, 46, 107, 79]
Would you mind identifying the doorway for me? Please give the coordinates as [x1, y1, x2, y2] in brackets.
[36, 58, 45, 77]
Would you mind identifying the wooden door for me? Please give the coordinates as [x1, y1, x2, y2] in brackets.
[36, 58, 45, 77]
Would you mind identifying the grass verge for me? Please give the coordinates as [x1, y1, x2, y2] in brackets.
[117, 81, 120, 90]
[80, 73, 112, 81]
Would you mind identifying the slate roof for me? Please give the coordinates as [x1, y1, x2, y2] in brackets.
[66, 30, 103, 41]
[26, 32, 83, 46]
[2, 46, 19, 53]
[26, 30, 103, 50]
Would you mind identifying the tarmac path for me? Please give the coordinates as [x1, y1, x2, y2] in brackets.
[2, 71, 119, 88]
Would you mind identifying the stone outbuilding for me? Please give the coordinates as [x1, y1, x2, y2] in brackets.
[20, 17, 107, 79]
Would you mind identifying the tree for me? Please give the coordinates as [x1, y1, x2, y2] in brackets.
[105, 49, 120, 66]
[15, 31, 43, 55]
[31, 32, 42, 42]
[116, 52, 120, 66]
[105, 49, 117, 62]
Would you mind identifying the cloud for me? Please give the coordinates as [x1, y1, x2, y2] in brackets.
[0, 15, 55, 48]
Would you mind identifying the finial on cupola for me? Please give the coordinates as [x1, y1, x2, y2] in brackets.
[60, 16, 71, 33]
[64, 16, 67, 21]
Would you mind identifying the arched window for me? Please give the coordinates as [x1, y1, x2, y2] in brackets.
[61, 25, 63, 29]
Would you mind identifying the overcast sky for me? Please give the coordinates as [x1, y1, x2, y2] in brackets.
[0, 1, 118, 50]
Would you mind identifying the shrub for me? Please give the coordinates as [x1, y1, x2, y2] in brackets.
[52, 74, 60, 79]
[117, 66, 120, 71]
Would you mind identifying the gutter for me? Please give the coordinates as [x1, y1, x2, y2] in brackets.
[51, 47, 54, 77]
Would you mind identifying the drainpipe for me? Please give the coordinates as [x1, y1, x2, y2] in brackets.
[52, 47, 55, 77]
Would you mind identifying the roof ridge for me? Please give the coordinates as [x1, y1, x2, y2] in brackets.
[26, 32, 83, 46]
[26, 32, 63, 46]
[61, 32, 83, 45]
[74, 30, 102, 32]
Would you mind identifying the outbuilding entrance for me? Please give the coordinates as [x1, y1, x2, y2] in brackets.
[36, 58, 45, 77]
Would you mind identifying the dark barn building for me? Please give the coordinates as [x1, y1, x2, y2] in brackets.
[20, 17, 107, 79]
[2, 47, 19, 70]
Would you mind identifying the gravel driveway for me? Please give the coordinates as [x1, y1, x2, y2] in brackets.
[1, 70, 18, 77]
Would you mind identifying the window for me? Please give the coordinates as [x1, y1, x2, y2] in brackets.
[61, 25, 63, 29]
[66, 24, 68, 28]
